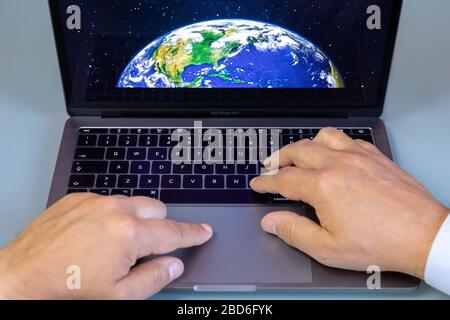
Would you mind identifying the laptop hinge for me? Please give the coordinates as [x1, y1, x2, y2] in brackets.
[99, 110, 351, 119]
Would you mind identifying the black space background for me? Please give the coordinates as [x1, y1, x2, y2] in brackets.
[55, 0, 396, 106]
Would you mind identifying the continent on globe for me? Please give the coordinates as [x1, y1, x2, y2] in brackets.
[117, 19, 344, 89]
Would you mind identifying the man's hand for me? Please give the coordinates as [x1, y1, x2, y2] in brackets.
[251, 128, 449, 279]
[0, 194, 213, 300]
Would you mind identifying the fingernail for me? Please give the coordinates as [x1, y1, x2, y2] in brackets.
[262, 217, 278, 235]
[168, 261, 184, 281]
[263, 158, 272, 167]
[201, 224, 213, 234]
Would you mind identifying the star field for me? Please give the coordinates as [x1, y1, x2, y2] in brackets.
[59, 0, 393, 96]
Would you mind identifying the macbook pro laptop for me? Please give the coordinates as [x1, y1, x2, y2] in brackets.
[47, 0, 419, 291]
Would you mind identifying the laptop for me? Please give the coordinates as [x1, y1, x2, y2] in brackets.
[47, 0, 419, 291]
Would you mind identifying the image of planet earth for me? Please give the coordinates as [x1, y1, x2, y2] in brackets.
[117, 19, 345, 89]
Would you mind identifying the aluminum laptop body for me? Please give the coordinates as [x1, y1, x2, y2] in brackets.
[47, 0, 419, 292]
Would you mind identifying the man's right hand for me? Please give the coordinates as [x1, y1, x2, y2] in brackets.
[251, 128, 449, 279]
[0, 194, 213, 300]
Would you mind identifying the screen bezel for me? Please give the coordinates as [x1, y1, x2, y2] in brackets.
[48, 0, 403, 118]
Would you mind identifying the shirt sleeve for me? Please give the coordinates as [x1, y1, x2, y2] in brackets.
[425, 214, 450, 295]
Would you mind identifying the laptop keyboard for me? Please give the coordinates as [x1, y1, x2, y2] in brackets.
[68, 128, 374, 204]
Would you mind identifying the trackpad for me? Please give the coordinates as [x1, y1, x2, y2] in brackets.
[167, 206, 313, 288]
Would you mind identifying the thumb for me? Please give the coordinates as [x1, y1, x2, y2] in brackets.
[262, 211, 333, 261]
[115, 256, 184, 300]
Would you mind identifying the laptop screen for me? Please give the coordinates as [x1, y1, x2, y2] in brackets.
[51, 0, 400, 111]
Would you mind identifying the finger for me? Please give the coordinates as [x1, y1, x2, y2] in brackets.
[354, 139, 383, 155]
[314, 127, 355, 150]
[115, 256, 184, 300]
[135, 220, 213, 258]
[250, 167, 318, 204]
[40, 194, 167, 226]
[264, 139, 336, 170]
[100, 195, 167, 220]
[126, 196, 167, 220]
[261, 211, 333, 263]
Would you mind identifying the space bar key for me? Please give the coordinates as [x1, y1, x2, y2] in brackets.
[160, 190, 269, 204]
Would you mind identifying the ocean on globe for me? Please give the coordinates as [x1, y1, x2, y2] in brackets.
[117, 19, 344, 89]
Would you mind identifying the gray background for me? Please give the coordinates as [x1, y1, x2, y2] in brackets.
[0, 0, 449, 299]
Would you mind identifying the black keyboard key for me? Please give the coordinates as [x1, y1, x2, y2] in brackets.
[160, 190, 269, 204]
[77, 135, 97, 146]
[69, 175, 95, 188]
[109, 161, 129, 174]
[111, 189, 132, 196]
[338, 129, 352, 135]
[183, 175, 203, 189]
[161, 175, 182, 189]
[291, 128, 311, 135]
[353, 129, 372, 135]
[267, 135, 282, 148]
[106, 148, 126, 160]
[133, 189, 159, 199]
[151, 129, 169, 134]
[72, 161, 108, 174]
[205, 176, 225, 189]
[173, 164, 193, 174]
[131, 129, 149, 134]
[354, 135, 374, 144]
[191, 149, 204, 163]
[74, 148, 105, 160]
[90, 189, 110, 196]
[273, 129, 289, 135]
[159, 135, 178, 147]
[139, 135, 158, 147]
[227, 175, 247, 189]
[205, 149, 224, 163]
[118, 175, 138, 189]
[271, 194, 296, 204]
[130, 161, 150, 174]
[258, 149, 272, 162]
[282, 135, 301, 146]
[79, 128, 108, 134]
[234, 149, 253, 162]
[140, 175, 160, 189]
[237, 164, 257, 175]
[148, 148, 168, 160]
[127, 148, 146, 160]
[67, 189, 88, 195]
[194, 164, 214, 174]
[110, 129, 129, 134]
[96, 175, 117, 188]
[215, 164, 235, 174]
[247, 175, 259, 188]
[118, 135, 138, 147]
[152, 161, 171, 174]
[98, 135, 117, 147]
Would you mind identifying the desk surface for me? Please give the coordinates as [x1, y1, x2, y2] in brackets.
[0, 0, 449, 300]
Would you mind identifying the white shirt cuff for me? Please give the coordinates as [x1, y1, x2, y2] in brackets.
[425, 214, 450, 295]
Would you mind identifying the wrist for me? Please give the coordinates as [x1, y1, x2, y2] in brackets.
[0, 249, 13, 300]
[406, 205, 449, 279]
[0, 248, 29, 300]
